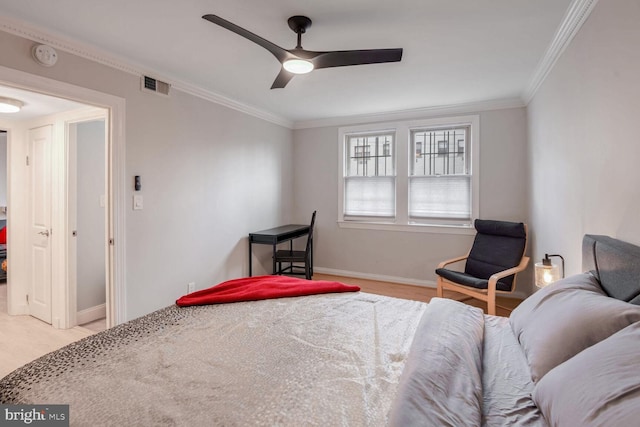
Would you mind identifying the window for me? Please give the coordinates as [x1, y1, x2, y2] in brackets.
[338, 115, 479, 231]
[343, 132, 395, 218]
[410, 127, 471, 222]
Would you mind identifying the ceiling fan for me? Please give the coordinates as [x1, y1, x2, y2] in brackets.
[202, 14, 403, 89]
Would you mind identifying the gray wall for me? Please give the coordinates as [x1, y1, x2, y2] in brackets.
[528, 0, 640, 277]
[76, 120, 106, 311]
[0, 30, 294, 320]
[292, 107, 531, 293]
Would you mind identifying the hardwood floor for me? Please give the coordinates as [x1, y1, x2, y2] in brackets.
[313, 273, 523, 317]
[0, 274, 521, 379]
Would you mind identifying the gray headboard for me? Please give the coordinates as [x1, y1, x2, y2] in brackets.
[583, 235, 640, 304]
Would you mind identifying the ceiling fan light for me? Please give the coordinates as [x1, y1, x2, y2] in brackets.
[0, 97, 23, 113]
[283, 59, 314, 74]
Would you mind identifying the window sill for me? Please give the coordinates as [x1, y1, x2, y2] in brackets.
[336, 220, 476, 235]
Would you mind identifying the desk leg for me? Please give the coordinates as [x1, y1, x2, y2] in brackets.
[289, 240, 293, 274]
[272, 243, 277, 275]
[249, 241, 253, 277]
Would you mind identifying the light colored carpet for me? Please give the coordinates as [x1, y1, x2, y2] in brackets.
[0, 284, 101, 378]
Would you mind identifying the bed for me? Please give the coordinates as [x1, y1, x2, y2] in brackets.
[2, 235, 640, 426]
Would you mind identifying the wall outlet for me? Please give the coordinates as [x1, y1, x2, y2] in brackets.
[188, 282, 195, 293]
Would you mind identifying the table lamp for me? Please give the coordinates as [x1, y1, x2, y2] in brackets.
[535, 253, 565, 288]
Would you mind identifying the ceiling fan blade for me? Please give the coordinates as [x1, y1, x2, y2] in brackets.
[270, 68, 295, 89]
[311, 48, 403, 69]
[202, 14, 289, 63]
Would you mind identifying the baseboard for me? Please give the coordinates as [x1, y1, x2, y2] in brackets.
[77, 303, 106, 325]
[313, 266, 528, 301]
[314, 267, 437, 288]
[7, 303, 29, 316]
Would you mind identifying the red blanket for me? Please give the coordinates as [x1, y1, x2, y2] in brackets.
[176, 275, 360, 307]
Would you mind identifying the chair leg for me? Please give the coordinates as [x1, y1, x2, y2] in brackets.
[487, 298, 496, 316]
[487, 287, 496, 315]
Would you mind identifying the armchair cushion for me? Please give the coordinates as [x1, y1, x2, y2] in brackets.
[463, 220, 526, 291]
[435, 268, 512, 292]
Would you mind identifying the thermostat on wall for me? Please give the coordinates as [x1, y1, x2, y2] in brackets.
[32, 44, 58, 67]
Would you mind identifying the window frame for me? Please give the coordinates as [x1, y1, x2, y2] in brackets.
[337, 115, 479, 234]
[341, 129, 397, 221]
[409, 124, 472, 224]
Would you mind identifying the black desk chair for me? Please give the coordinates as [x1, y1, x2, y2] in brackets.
[435, 219, 529, 315]
[274, 211, 316, 280]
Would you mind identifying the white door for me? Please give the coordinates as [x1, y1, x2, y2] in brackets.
[28, 125, 53, 324]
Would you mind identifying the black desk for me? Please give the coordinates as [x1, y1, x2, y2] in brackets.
[248, 224, 311, 276]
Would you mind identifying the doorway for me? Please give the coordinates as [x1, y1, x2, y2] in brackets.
[2, 104, 108, 329]
[0, 65, 126, 328]
[70, 118, 107, 328]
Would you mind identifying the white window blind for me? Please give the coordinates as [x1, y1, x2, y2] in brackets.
[409, 176, 471, 219]
[344, 177, 395, 217]
[343, 132, 395, 218]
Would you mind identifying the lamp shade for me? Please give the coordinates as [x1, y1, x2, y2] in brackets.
[283, 59, 314, 74]
[535, 261, 561, 288]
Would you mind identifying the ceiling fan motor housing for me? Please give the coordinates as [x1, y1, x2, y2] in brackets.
[288, 16, 312, 34]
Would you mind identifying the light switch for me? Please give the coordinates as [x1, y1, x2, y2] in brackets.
[133, 195, 143, 210]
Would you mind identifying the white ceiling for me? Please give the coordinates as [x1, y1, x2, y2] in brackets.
[0, 85, 87, 121]
[0, 0, 574, 124]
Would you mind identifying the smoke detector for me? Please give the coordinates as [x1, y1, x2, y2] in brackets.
[32, 44, 58, 67]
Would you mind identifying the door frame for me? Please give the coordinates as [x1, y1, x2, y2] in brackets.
[0, 65, 126, 328]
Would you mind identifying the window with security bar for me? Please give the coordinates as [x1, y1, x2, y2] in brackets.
[410, 126, 471, 222]
[344, 132, 395, 218]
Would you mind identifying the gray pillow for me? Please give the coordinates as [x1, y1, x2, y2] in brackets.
[533, 322, 640, 426]
[509, 273, 640, 382]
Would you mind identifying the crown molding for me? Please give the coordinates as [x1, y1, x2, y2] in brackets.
[172, 80, 293, 128]
[0, 16, 143, 75]
[522, 0, 599, 104]
[292, 97, 525, 129]
[0, 16, 293, 128]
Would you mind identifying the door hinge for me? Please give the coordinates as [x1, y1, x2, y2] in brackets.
[26, 155, 29, 166]
[109, 238, 115, 246]
[26, 294, 29, 303]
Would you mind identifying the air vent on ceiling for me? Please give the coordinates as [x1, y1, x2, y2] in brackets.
[141, 75, 170, 96]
